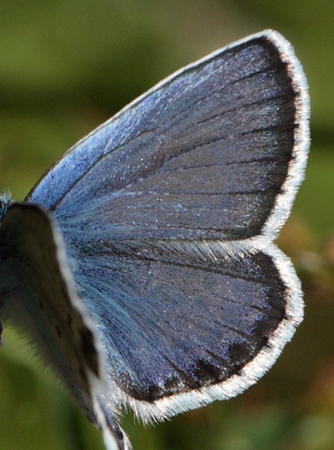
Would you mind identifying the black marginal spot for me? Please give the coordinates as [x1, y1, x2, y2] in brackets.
[228, 342, 256, 375]
[131, 356, 233, 403]
[144, 374, 186, 402]
[144, 383, 163, 401]
[259, 335, 269, 348]
[79, 328, 99, 377]
[133, 365, 206, 402]
[193, 359, 224, 384]
[39, 301, 44, 311]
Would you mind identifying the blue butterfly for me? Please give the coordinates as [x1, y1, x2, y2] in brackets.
[0, 29, 310, 450]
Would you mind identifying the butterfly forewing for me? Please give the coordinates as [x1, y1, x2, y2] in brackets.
[26, 32, 305, 243]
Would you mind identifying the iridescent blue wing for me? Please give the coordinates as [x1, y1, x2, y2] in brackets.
[24, 30, 309, 444]
[26, 31, 308, 245]
[64, 238, 302, 424]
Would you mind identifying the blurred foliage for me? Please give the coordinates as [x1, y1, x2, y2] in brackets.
[0, 1, 333, 449]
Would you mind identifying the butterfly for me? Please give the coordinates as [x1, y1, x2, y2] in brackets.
[0, 29, 310, 449]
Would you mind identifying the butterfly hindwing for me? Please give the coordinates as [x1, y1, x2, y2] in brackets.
[67, 237, 302, 423]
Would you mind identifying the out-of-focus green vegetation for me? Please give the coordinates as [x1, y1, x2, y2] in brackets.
[0, 1, 333, 449]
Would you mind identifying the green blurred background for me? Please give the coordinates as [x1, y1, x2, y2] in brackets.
[0, 1, 334, 449]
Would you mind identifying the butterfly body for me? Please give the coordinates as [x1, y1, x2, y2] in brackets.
[0, 30, 309, 450]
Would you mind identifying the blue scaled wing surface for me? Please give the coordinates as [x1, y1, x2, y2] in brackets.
[25, 30, 309, 447]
